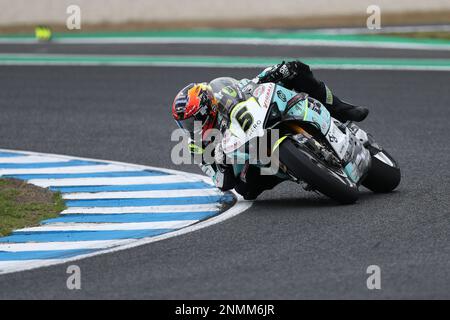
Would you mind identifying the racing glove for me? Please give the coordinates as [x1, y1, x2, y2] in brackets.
[257, 60, 303, 84]
[198, 144, 236, 191]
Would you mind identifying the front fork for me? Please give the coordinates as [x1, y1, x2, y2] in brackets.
[339, 122, 372, 184]
[314, 118, 372, 184]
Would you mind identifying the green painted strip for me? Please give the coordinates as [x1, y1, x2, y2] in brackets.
[1, 29, 450, 46]
[0, 54, 449, 70]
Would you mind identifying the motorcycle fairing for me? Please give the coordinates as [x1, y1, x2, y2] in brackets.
[221, 83, 370, 183]
[264, 85, 332, 136]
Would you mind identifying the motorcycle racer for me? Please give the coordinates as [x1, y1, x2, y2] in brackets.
[172, 60, 369, 200]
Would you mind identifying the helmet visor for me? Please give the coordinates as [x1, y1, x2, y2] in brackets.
[176, 113, 210, 135]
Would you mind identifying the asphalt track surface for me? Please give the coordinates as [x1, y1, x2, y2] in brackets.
[0, 43, 449, 299]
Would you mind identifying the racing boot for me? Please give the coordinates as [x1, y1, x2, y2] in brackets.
[235, 176, 284, 200]
[235, 166, 284, 200]
[327, 95, 369, 123]
[307, 78, 369, 122]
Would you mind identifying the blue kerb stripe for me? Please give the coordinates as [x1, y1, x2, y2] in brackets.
[5, 170, 168, 180]
[0, 160, 103, 169]
[0, 249, 97, 261]
[0, 151, 25, 158]
[65, 194, 234, 207]
[1, 229, 173, 243]
[50, 182, 214, 193]
[43, 211, 218, 224]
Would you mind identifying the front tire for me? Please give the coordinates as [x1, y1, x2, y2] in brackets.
[279, 138, 359, 204]
[362, 149, 401, 193]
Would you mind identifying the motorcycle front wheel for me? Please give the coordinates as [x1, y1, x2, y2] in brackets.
[362, 148, 401, 193]
[278, 138, 359, 204]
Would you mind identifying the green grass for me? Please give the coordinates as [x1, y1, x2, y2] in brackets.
[0, 179, 65, 237]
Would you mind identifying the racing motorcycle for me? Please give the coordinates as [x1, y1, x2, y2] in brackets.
[219, 80, 401, 204]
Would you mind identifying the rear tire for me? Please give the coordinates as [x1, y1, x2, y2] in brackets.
[362, 149, 401, 193]
[279, 138, 359, 204]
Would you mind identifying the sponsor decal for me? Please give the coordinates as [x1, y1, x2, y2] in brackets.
[263, 84, 274, 109]
[309, 100, 322, 115]
[279, 64, 290, 77]
[253, 85, 264, 98]
[247, 119, 262, 136]
[277, 90, 287, 102]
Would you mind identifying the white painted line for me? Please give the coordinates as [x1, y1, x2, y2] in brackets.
[0, 155, 70, 164]
[61, 203, 221, 214]
[0, 36, 445, 51]
[29, 175, 200, 187]
[0, 59, 449, 72]
[17, 220, 198, 232]
[0, 36, 449, 52]
[0, 164, 141, 175]
[0, 239, 134, 252]
[62, 188, 222, 200]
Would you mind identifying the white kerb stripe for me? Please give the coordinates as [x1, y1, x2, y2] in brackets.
[17, 220, 198, 232]
[0, 164, 143, 175]
[63, 188, 221, 200]
[0, 240, 134, 252]
[28, 175, 199, 187]
[61, 203, 221, 214]
[0, 156, 71, 164]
